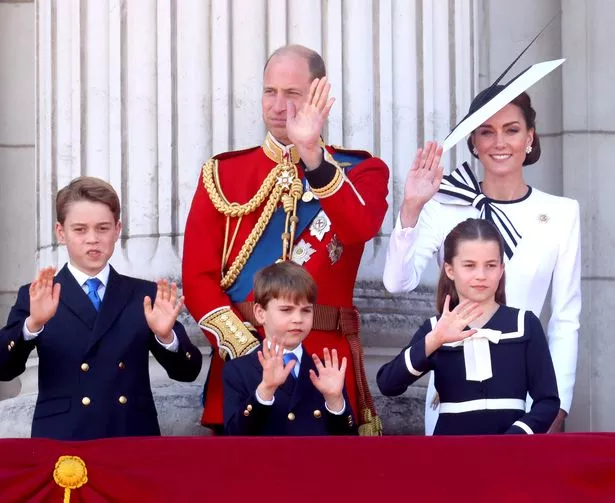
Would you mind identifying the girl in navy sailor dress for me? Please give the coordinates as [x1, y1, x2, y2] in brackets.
[377, 219, 559, 435]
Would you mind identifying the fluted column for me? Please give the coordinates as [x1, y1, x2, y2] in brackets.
[35, 0, 478, 282]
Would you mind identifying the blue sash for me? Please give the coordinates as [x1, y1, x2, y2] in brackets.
[226, 190, 321, 303]
[225, 151, 365, 303]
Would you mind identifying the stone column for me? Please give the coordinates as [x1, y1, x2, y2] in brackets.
[0, 0, 36, 403]
[562, 0, 615, 432]
[36, 0, 215, 281]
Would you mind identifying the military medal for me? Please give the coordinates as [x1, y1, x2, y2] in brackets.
[276, 169, 294, 189]
[309, 211, 331, 241]
[327, 234, 343, 264]
[291, 239, 316, 265]
[302, 190, 314, 203]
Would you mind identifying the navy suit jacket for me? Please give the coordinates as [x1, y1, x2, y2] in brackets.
[223, 345, 357, 436]
[0, 265, 202, 440]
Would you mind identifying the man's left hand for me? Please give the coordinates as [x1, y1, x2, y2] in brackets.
[287, 77, 335, 170]
[547, 409, 567, 433]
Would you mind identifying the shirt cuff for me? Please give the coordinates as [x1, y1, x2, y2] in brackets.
[155, 330, 179, 352]
[325, 399, 346, 415]
[255, 389, 275, 406]
[395, 213, 418, 235]
[23, 320, 44, 341]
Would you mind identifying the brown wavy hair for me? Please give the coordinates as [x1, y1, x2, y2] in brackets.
[436, 218, 506, 314]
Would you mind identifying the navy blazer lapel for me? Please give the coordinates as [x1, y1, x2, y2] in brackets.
[56, 265, 97, 330]
[87, 267, 134, 352]
[290, 350, 315, 410]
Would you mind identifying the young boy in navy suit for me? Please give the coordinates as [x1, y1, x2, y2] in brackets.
[0, 177, 202, 440]
[223, 261, 357, 435]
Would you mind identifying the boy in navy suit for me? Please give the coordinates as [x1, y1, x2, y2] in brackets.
[223, 261, 357, 435]
[0, 177, 202, 440]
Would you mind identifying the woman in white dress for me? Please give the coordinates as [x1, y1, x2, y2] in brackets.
[383, 88, 581, 434]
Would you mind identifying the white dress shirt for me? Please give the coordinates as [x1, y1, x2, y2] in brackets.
[383, 187, 581, 414]
[23, 262, 178, 352]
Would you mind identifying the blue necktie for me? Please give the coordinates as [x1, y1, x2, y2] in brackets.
[283, 353, 299, 379]
[85, 278, 102, 311]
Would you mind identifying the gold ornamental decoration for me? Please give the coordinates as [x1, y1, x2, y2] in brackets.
[202, 155, 303, 290]
[53, 455, 88, 503]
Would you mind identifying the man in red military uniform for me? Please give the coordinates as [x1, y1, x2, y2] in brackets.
[182, 45, 389, 435]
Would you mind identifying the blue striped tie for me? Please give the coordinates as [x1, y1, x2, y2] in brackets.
[85, 278, 102, 311]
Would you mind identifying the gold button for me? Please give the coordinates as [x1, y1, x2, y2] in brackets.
[80, 363, 89, 372]
[185, 352, 192, 360]
[247, 404, 253, 412]
[287, 412, 295, 421]
[81, 397, 91, 406]
[118, 396, 127, 405]
[243, 409, 250, 417]
[118, 361, 125, 369]
[313, 409, 322, 419]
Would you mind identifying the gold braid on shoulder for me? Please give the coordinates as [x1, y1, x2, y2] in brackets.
[202, 158, 302, 290]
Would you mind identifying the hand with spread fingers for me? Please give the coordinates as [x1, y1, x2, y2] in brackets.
[287, 77, 336, 169]
[400, 141, 444, 228]
[425, 296, 483, 356]
[310, 347, 347, 413]
[144, 280, 184, 344]
[26, 267, 61, 333]
[256, 336, 296, 401]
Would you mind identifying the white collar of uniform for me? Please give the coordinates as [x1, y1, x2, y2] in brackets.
[265, 340, 304, 362]
[66, 262, 110, 288]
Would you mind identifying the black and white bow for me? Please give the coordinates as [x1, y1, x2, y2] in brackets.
[436, 162, 522, 260]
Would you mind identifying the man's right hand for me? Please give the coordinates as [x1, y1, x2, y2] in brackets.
[399, 141, 444, 228]
[256, 335, 295, 401]
[26, 266, 61, 333]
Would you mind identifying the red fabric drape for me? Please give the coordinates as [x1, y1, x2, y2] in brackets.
[1, 434, 614, 502]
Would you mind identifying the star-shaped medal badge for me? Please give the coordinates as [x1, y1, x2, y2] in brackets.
[327, 234, 343, 264]
[291, 239, 316, 265]
[276, 169, 294, 189]
[309, 211, 331, 241]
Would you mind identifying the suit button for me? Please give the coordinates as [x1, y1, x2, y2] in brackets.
[7, 344, 12, 351]
[287, 412, 295, 421]
[80, 363, 89, 372]
[243, 409, 250, 416]
[247, 404, 253, 412]
[118, 361, 125, 369]
[347, 415, 353, 426]
[118, 396, 128, 405]
[313, 410, 322, 419]
[9, 340, 15, 348]
[81, 397, 91, 406]
[185, 352, 192, 360]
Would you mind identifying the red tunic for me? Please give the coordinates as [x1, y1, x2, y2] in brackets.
[182, 139, 389, 428]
